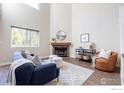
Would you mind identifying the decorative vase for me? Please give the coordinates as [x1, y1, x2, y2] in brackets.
[52, 38, 56, 43]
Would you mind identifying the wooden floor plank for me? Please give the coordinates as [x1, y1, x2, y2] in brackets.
[63, 57, 121, 85]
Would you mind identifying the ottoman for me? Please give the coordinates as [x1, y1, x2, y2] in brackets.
[49, 55, 64, 68]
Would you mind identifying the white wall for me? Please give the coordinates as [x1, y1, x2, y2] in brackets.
[71, 4, 121, 61]
[1, 3, 122, 67]
[0, 3, 50, 63]
[50, 4, 122, 61]
[0, 4, 2, 62]
[50, 3, 72, 54]
[50, 3, 72, 42]
[119, 6, 124, 85]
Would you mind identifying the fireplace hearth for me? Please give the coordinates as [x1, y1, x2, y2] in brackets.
[51, 42, 71, 57]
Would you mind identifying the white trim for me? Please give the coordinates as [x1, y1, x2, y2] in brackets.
[0, 62, 12, 67]
[121, 57, 124, 85]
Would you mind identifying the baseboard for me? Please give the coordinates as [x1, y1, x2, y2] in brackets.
[0, 62, 12, 67]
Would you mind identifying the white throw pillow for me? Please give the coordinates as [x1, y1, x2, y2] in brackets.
[27, 54, 34, 61]
[99, 49, 111, 59]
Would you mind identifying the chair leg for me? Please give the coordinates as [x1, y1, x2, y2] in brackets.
[57, 77, 59, 82]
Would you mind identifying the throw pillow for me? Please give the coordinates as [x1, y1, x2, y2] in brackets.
[99, 49, 111, 59]
[21, 50, 31, 58]
[32, 55, 41, 65]
[27, 54, 34, 61]
[21, 51, 27, 58]
[30, 53, 35, 56]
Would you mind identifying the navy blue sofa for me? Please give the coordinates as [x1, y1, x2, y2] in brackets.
[13, 52, 60, 85]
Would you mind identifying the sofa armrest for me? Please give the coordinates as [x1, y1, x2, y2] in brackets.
[34, 63, 57, 76]
[108, 52, 118, 67]
[30, 63, 59, 85]
[15, 63, 34, 85]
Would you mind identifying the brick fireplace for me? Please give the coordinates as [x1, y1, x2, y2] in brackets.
[51, 42, 71, 57]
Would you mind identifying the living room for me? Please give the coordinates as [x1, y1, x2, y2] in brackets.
[0, 3, 124, 87]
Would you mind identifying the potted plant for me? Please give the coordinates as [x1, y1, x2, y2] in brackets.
[52, 37, 56, 42]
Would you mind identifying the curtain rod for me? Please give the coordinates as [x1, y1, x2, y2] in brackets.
[11, 25, 39, 32]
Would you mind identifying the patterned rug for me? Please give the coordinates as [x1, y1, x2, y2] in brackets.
[46, 61, 94, 85]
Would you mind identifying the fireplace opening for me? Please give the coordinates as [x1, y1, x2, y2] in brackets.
[51, 42, 71, 57]
[55, 47, 67, 57]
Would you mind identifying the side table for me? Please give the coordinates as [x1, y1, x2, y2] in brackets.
[75, 48, 96, 62]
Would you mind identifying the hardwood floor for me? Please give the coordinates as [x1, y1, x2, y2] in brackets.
[0, 65, 10, 85]
[63, 57, 121, 85]
[0, 57, 121, 85]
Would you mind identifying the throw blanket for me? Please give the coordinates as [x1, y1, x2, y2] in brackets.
[7, 58, 35, 85]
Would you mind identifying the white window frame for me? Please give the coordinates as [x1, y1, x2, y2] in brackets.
[11, 26, 40, 48]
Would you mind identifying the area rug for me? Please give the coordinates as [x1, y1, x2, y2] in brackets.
[46, 61, 94, 85]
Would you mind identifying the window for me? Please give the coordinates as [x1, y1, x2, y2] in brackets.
[11, 26, 40, 47]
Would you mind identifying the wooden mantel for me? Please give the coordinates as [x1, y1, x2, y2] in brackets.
[51, 42, 71, 46]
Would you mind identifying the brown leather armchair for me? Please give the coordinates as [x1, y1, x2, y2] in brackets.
[95, 52, 118, 72]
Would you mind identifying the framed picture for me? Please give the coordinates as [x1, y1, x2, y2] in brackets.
[80, 33, 89, 43]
